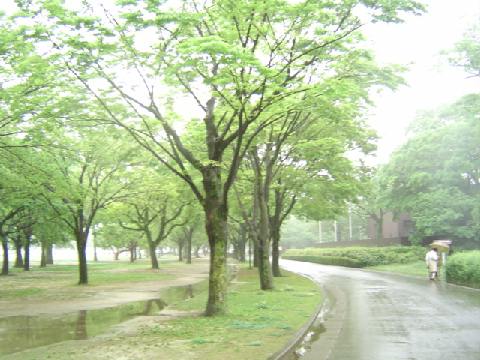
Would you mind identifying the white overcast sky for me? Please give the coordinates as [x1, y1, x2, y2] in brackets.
[363, 0, 480, 163]
[2, 0, 479, 164]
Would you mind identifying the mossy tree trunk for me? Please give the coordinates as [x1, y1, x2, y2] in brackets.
[203, 165, 228, 316]
[76, 231, 89, 285]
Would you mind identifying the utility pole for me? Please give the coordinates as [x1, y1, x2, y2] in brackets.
[349, 207, 353, 241]
[318, 221, 322, 243]
[334, 221, 338, 242]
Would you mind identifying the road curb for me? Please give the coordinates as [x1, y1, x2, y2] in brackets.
[268, 274, 326, 360]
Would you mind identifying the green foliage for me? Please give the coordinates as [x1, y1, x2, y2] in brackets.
[377, 23, 480, 247]
[446, 251, 480, 289]
[283, 246, 425, 267]
[447, 23, 480, 77]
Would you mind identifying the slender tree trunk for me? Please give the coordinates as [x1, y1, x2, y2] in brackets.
[129, 245, 135, 263]
[178, 241, 184, 262]
[40, 240, 47, 267]
[23, 236, 31, 272]
[1, 234, 9, 276]
[47, 244, 54, 265]
[253, 237, 259, 268]
[375, 209, 384, 241]
[114, 250, 120, 261]
[194, 246, 201, 258]
[238, 223, 246, 263]
[92, 226, 98, 262]
[271, 226, 281, 277]
[185, 227, 193, 264]
[257, 194, 273, 290]
[14, 235, 24, 268]
[203, 166, 228, 316]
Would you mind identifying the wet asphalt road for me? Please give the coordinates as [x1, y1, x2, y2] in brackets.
[280, 259, 480, 360]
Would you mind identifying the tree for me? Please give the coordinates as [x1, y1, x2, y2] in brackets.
[41, 126, 135, 283]
[15, 0, 424, 315]
[96, 222, 140, 261]
[382, 23, 480, 247]
[382, 94, 480, 246]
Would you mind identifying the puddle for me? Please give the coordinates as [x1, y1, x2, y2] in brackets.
[280, 287, 334, 360]
[292, 302, 329, 358]
[0, 284, 197, 356]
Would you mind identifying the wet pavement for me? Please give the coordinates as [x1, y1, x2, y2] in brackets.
[280, 259, 480, 360]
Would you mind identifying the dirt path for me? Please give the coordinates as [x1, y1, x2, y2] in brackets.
[0, 261, 209, 317]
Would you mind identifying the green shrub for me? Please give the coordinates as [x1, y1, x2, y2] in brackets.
[446, 251, 480, 289]
[283, 246, 425, 268]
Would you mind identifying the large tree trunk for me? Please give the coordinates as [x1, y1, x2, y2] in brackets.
[203, 166, 228, 316]
[1, 234, 9, 276]
[148, 241, 159, 269]
[76, 232, 88, 285]
[47, 244, 54, 265]
[14, 234, 24, 268]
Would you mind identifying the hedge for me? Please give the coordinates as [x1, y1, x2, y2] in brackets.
[446, 251, 480, 289]
[282, 246, 425, 268]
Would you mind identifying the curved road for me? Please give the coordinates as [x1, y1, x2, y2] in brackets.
[280, 259, 480, 360]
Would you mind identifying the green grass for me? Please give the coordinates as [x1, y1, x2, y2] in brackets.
[2, 264, 322, 360]
[368, 261, 428, 278]
[0, 260, 184, 300]
[141, 266, 321, 360]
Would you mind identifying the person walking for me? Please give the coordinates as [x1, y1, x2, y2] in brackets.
[425, 247, 439, 280]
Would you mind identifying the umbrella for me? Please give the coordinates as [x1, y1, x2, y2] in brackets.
[430, 240, 452, 253]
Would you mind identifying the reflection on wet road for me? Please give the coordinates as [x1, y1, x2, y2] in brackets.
[281, 260, 480, 360]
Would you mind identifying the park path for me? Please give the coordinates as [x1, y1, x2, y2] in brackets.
[280, 259, 480, 360]
[0, 261, 209, 317]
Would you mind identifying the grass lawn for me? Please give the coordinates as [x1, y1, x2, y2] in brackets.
[0, 260, 177, 300]
[368, 261, 430, 278]
[1, 262, 322, 360]
[150, 267, 322, 359]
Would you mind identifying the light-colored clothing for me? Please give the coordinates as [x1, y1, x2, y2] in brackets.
[425, 249, 438, 279]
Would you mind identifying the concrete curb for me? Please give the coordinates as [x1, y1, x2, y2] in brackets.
[268, 274, 326, 360]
